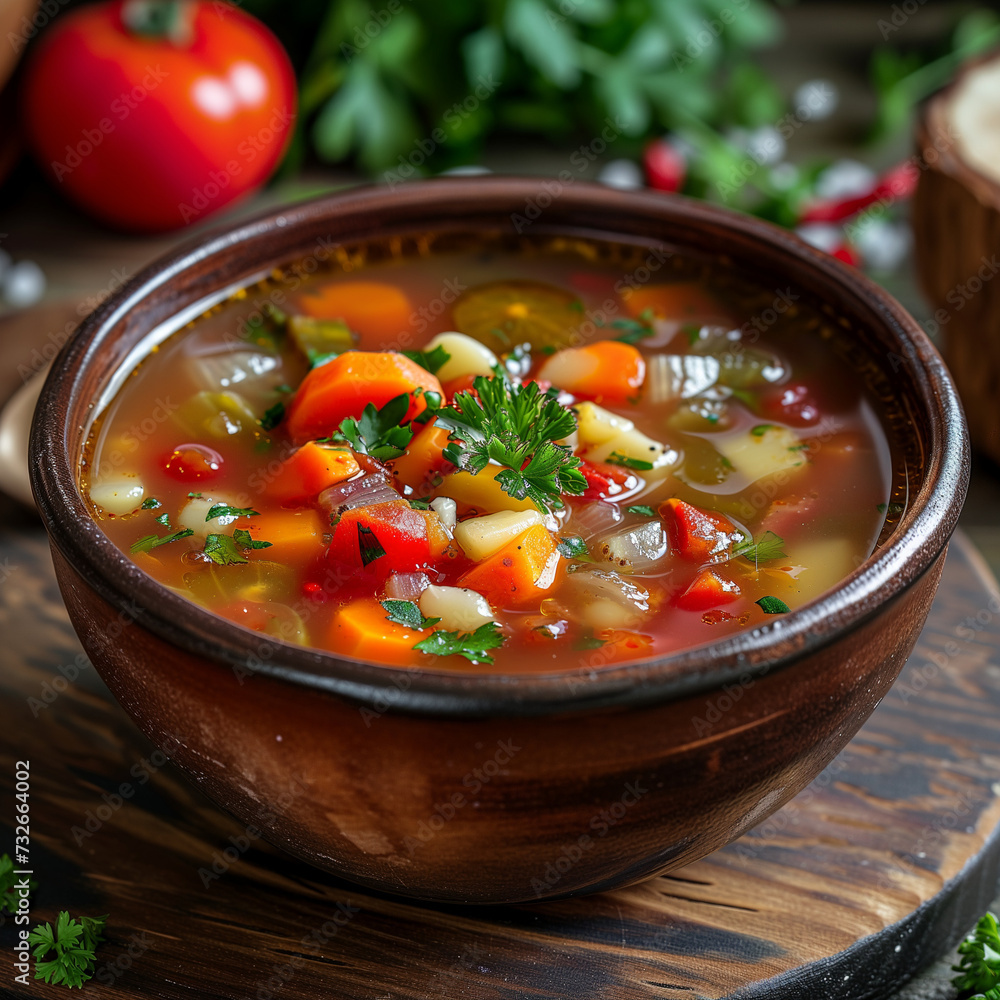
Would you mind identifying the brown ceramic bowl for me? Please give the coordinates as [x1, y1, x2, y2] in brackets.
[30, 179, 967, 904]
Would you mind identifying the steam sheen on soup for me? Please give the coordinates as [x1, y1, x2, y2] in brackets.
[82, 237, 899, 673]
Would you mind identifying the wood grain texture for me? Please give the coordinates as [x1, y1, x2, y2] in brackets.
[2, 508, 1000, 998]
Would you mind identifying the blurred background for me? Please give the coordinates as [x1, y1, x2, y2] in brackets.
[2, 0, 998, 557]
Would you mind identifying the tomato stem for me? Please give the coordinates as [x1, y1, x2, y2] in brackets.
[120, 0, 193, 44]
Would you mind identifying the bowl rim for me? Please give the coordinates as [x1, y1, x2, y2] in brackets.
[29, 177, 969, 717]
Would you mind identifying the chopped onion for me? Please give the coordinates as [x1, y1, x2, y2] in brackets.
[544, 568, 649, 629]
[564, 501, 624, 542]
[319, 468, 400, 520]
[385, 573, 431, 602]
[645, 354, 720, 405]
[430, 496, 457, 531]
[595, 521, 669, 574]
[188, 350, 283, 407]
[419, 585, 495, 632]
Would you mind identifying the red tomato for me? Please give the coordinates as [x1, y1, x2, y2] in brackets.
[21, 0, 296, 232]
[162, 443, 223, 481]
[643, 138, 686, 192]
[760, 383, 821, 427]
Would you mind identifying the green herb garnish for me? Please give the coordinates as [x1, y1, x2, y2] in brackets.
[28, 911, 108, 988]
[434, 372, 587, 515]
[357, 523, 387, 566]
[140, 497, 161, 510]
[1, 853, 37, 915]
[574, 636, 606, 650]
[408, 497, 431, 509]
[751, 424, 776, 437]
[154, 512, 171, 528]
[206, 503, 260, 521]
[187, 491, 203, 498]
[260, 401, 285, 431]
[602, 309, 655, 345]
[953, 912, 1000, 999]
[381, 599, 440, 630]
[626, 504, 656, 517]
[755, 595, 791, 614]
[402, 344, 451, 376]
[607, 451, 654, 471]
[733, 530, 786, 565]
[203, 528, 272, 565]
[332, 392, 415, 461]
[557, 536, 591, 560]
[130, 528, 194, 554]
[413, 622, 505, 665]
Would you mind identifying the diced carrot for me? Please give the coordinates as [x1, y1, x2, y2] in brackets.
[660, 498, 739, 563]
[390, 419, 453, 496]
[674, 569, 741, 611]
[244, 508, 328, 565]
[457, 524, 561, 609]
[441, 372, 479, 399]
[286, 351, 442, 445]
[328, 596, 428, 666]
[622, 283, 728, 323]
[266, 442, 360, 502]
[327, 501, 452, 581]
[537, 340, 645, 405]
[300, 281, 413, 342]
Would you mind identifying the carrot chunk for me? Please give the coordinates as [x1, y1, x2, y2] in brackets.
[660, 498, 740, 563]
[674, 569, 741, 611]
[328, 596, 427, 665]
[286, 352, 442, 445]
[537, 340, 645, 405]
[244, 508, 328, 565]
[300, 281, 413, 342]
[266, 442, 360, 502]
[457, 524, 561, 608]
[389, 419, 453, 496]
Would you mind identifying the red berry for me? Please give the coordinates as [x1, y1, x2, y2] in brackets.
[644, 139, 686, 192]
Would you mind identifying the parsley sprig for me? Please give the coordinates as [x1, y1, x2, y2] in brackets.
[954, 912, 1000, 999]
[329, 392, 415, 461]
[733, 530, 786, 566]
[434, 372, 586, 515]
[381, 599, 440, 630]
[29, 911, 107, 988]
[402, 344, 451, 376]
[204, 528, 272, 565]
[130, 528, 194, 554]
[413, 622, 505, 665]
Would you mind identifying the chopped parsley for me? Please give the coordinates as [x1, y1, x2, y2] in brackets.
[203, 527, 272, 565]
[733, 530, 786, 565]
[357, 523, 387, 566]
[756, 595, 791, 614]
[413, 621, 505, 665]
[206, 503, 259, 521]
[402, 344, 451, 376]
[187, 491, 203, 499]
[607, 451, 653, 471]
[154, 512, 171, 528]
[626, 504, 656, 517]
[260, 401, 285, 431]
[331, 392, 414, 461]
[601, 308, 655, 345]
[557, 536, 591, 560]
[408, 497, 431, 509]
[433, 372, 587, 515]
[140, 497, 161, 510]
[574, 636, 606, 650]
[381, 599, 440, 630]
[750, 424, 776, 437]
[130, 528, 194, 554]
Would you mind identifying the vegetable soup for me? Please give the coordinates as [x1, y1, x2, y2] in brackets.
[81, 235, 902, 673]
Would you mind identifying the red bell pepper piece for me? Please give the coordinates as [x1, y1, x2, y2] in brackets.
[660, 498, 740, 563]
[578, 460, 634, 501]
[674, 569, 741, 611]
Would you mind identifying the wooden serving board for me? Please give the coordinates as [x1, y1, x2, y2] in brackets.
[2, 486, 1000, 999]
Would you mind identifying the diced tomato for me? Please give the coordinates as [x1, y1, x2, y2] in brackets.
[660, 498, 740, 563]
[578, 460, 634, 501]
[643, 138, 686, 192]
[162, 443, 223, 481]
[760, 382, 820, 427]
[674, 569, 741, 611]
[326, 501, 452, 582]
[441, 373, 479, 399]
